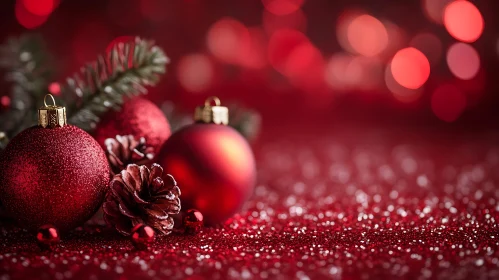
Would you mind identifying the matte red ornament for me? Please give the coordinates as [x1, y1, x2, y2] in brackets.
[131, 224, 155, 250]
[183, 209, 204, 234]
[36, 224, 60, 250]
[0, 95, 110, 231]
[93, 97, 171, 153]
[157, 97, 256, 225]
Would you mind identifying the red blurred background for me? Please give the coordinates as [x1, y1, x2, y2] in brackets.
[1, 0, 498, 133]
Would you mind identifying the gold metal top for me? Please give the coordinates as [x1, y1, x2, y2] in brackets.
[38, 94, 67, 128]
[194, 97, 229, 125]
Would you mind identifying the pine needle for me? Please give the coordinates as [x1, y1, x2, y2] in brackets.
[62, 37, 169, 131]
[0, 34, 52, 141]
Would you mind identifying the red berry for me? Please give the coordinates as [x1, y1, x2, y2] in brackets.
[184, 209, 204, 234]
[131, 224, 155, 250]
[36, 224, 60, 250]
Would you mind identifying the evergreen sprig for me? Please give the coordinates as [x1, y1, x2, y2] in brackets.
[0, 34, 52, 146]
[62, 37, 169, 131]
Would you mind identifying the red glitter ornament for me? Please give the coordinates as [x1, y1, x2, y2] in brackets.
[0, 95, 110, 231]
[157, 97, 256, 225]
[183, 209, 204, 234]
[36, 224, 60, 250]
[93, 97, 171, 153]
[131, 224, 155, 250]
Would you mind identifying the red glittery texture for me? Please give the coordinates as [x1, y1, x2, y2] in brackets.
[1, 132, 499, 279]
[93, 97, 171, 153]
[0, 125, 110, 232]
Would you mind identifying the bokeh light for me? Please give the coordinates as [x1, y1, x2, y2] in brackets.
[325, 54, 382, 92]
[380, 21, 406, 58]
[446, 42, 480, 80]
[325, 53, 355, 91]
[207, 18, 251, 65]
[283, 41, 325, 91]
[177, 53, 214, 93]
[238, 27, 268, 69]
[262, 8, 307, 35]
[346, 14, 388, 57]
[21, 0, 55, 16]
[48, 82, 61, 96]
[409, 33, 442, 66]
[336, 10, 362, 54]
[391, 48, 430, 90]
[444, 1, 484, 43]
[15, 0, 49, 29]
[431, 84, 467, 122]
[262, 0, 305, 16]
[0, 96, 11, 108]
[268, 29, 309, 74]
[385, 63, 423, 103]
[422, 0, 453, 24]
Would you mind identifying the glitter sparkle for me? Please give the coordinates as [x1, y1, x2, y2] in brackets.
[1, 130, 499, 279]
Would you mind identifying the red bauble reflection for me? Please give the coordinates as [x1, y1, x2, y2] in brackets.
[157, 124, 256, 225]
[131, 224, 155, 250]
[0, 126, 110, 231]
[36, 224, 60, 250]
[93, 97, 171, 154]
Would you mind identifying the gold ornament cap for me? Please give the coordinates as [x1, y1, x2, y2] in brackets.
[194, 97, 229, 125]
[38, 94, 67, 128]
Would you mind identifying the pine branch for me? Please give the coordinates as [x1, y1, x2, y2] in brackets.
[62, 37, 169, 131]
[0, 34, 52, 140]
[228, 104, 261, 141]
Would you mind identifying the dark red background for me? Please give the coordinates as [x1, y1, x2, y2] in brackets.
[0, 0, 498, 132]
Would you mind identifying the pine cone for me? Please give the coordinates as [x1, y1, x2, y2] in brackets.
[105, 135, 154, 175]
[102, 164, 181, 235]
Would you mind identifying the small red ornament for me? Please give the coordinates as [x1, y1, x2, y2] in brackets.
[131, 224, 155, 250]
[0, 95, 110, 231]
[183, 209, 204, 234]
[36, 224, 60, 250]
[93, 97, 171, 153]
[157, 97, 256, 225]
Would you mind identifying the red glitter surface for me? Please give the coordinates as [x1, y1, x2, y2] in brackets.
[1, 128, 499, 279]
[0, 125, 110, 232]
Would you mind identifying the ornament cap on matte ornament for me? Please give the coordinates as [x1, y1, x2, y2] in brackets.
[194, 97, 229, 125]
[157, 97, 256, 225]
[38, 94, 67, 128]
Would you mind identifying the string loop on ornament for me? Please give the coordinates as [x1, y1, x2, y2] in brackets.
[44, 94, 57, 107]
[205, 96, 221, 107]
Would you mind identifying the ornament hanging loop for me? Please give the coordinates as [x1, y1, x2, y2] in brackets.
[204, 96, 221, 107]
[38, 94, 67, 128]
[44, 94, 57, 107]
[194, 96, 229, 125]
